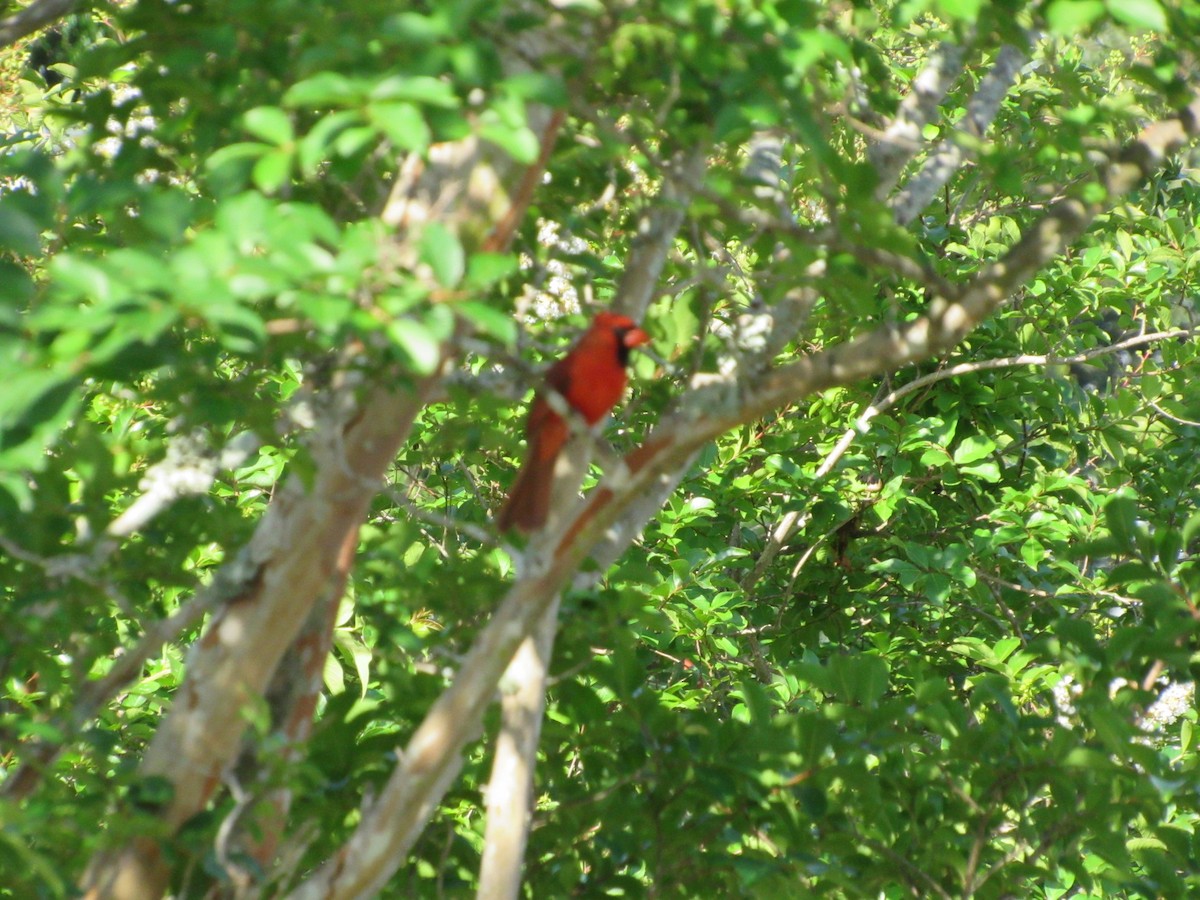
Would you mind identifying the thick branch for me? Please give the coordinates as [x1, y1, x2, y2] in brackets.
[892, 44, 1026, 225]
[476, 600, 559, 900]
[220, 525, 359, 883]
[559, 98, 1200, 581]
[0, 0, 76, 49]
[82, 371, 449, 900]
[289, 556, 569, 900]
[870, 41, 967, 195]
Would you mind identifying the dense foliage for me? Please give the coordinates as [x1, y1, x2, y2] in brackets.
[1, 0, 1199, 897]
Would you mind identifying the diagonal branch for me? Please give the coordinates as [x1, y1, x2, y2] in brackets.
[0, 0, 77, 49]
[870, 40, 968, 195]
[559, 97, 1200, 594]
[891, 43, 1026, 225]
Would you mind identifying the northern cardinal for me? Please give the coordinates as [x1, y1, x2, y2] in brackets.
[497, 311, 650, 533]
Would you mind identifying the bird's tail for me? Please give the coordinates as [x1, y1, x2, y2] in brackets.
[496, 448, 556, 533]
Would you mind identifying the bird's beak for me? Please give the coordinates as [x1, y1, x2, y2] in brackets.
[623, 327, 651, 349]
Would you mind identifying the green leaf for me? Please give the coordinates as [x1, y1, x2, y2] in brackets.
[49, 254, 116, 303]
[243, 106, 295, 145]
[0, 368, 71, 424]
[0, 261, 35, 308]
[387, 317, 442, 375]
[458, 301, 516, 345]
[1046, 0, 1107, 33]
[0, 830, 66, 896]
[961, 461, 1001, 482]
[333, 126, 378, 158]
[1105, 494, 1140, 550]
[140, 189, 195, 241]
[1181, 510, 1200, 550]
[953, 435, 995, 465]
[479, 99, 540, 164]
[1106, 0, 1168, 31]
[381, 11, 454, 45]
[324, 651, 345, 694]
[298, 110, 360, 176]
[828, 654, 889, 705]
[0, 201, 42, 255]
[205, 141, 271, 189]
[419, 223, 465, 288]
[1127, 835, 1168, 853]
[368, 101, 431, 153]
[369, 75, 459, 108]
[333, 630, 373, 698]
[206, 301, 268, 353]
[480, 122, 540, 163]
[465, 252, 518, 287]
[284, 72, 363, 107]
[0, 372, 80, 471]
[251, 149, 294, 194]
[501, 72, 568, 106]
[935, 0, 983, 21]
[88, 304, 178, 365]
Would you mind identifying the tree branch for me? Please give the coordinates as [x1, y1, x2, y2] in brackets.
[476, 599, 559, 900]
[222, 524, 359, 882]
[870, 40, 967, 195]
[558, 97, 1200, 601]
[106, 431, 261, 540]
[82, 371, 451, 900]
[0, 0, 76, 50]
[891, 43, 1026, 225]
[289, 549, 569, 900]
[742, 327, 1199, 592]
[473, 147, 709, 897]
[820, 326, 1198, 477]
[0, 562, 227, 803]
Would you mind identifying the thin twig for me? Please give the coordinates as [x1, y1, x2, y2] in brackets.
[976, 572, 1141, 608]
[1147, 396, 1200, 428]
[0, 564, 235, 802]
[817, 328, 1199, 483]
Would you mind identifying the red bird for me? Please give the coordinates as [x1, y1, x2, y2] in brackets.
[497, 312, 650, 533]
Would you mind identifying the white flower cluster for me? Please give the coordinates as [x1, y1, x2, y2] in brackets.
[519, 220, 585, 323]
[92, 83, 161, 168]
[1052, 674, 1082, 728]
[0, 174, 35, 196]
[1142, 680, 1195, 731]
[1054, 673, 1195, 736]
